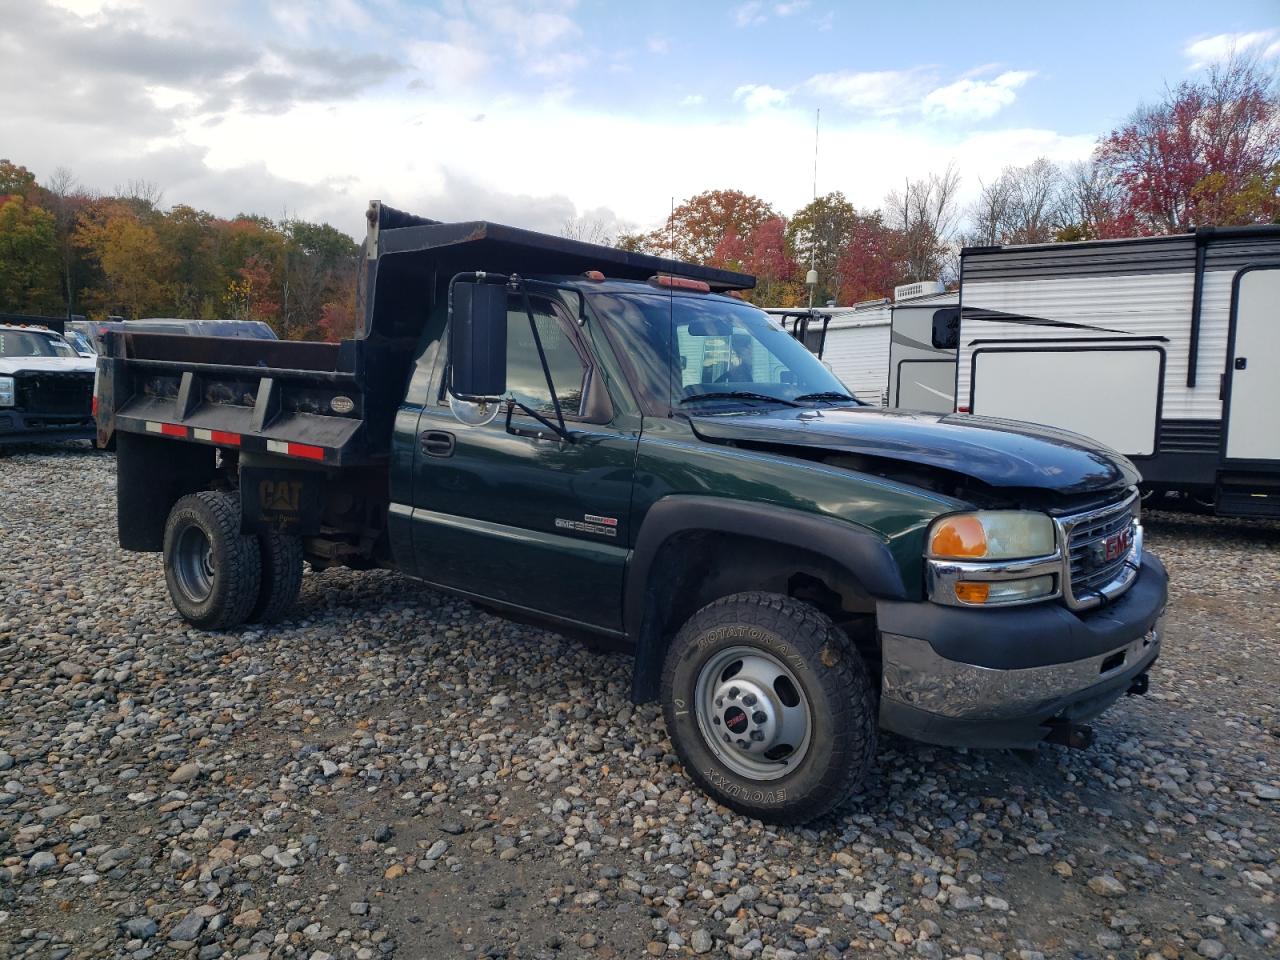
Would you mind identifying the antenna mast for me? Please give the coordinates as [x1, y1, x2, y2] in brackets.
[807, 108, 820, 308]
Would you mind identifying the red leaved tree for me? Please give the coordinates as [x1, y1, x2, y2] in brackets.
[835, 213, 899, 304]
[1096, 54, 1280, 233]
[648, 189, 778, 264]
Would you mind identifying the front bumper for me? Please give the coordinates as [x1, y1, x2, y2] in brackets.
[0, 411, 96, 445]
[877, 554, 1168, 749]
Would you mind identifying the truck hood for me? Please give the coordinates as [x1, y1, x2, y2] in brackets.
[0, 356, 96, 375]
[689, 406, 1140, 495]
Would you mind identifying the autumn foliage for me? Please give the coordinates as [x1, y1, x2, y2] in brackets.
[0, 160, 358, 340]
[1, 56, 1276, 326]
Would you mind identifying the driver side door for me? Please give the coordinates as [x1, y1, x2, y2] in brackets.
[409, 293, 638, 633]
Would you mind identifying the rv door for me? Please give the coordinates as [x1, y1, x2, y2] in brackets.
[1225, 268, 1280, 462]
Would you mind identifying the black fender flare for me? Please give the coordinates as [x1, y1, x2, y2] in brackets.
[626, 496, 908, 701]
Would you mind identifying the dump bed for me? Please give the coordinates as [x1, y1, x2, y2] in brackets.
[97, 332, 378, 466]
[96, 202, 753, 468]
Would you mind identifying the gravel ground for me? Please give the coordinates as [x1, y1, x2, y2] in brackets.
[1, 443, 1278, 960]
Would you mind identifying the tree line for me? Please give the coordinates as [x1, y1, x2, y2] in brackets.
[1, 55, 1276, 332]
[576, 55, 1280, 307]
[0, 166, 359, 341]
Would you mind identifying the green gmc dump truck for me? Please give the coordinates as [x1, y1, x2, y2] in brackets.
[96, 203, 1168, 823]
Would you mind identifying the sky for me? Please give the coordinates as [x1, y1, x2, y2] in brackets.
[1, 0, 1278, 240]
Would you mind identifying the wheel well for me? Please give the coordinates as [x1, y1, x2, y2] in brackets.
[631, 531, 881, 702]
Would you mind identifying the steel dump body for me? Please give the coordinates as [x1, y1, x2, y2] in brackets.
[97, 205, 752, 468]
[99, 333, 372, 465]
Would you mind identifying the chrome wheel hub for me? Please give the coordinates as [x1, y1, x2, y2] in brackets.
[694, 645, 812, 781]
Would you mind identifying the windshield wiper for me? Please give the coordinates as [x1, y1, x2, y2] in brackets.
[793, 391, 861, 404]
[679, 391, 801, 407]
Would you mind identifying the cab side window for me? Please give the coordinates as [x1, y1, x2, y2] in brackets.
[506, 297, 587, 417]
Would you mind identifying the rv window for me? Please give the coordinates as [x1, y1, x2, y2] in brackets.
[932, 308, 960, 350]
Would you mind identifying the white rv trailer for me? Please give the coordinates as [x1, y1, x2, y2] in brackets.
[957, 227, 1280, 518]
[884, 282, 959, 412]
[764, 302, 891, 405]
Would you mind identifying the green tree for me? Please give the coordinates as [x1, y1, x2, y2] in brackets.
[0, 160, 39, 201]
[160, 205, 223, 318]
[0, 196, 61, 313]
[786, 192, 862, 305]
[75, 200, 174, 319]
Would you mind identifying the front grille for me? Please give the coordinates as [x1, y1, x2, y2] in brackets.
[1058, 492, 1140, 610]
[15, 372, 94, 416]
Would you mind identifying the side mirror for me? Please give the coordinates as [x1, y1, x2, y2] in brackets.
[449, 280, 508, 398]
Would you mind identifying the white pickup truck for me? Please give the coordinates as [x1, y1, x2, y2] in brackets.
[0, 322, 97, 447]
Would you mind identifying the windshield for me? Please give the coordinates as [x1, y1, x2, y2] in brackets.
[0, 330, 79, 359]
[63, 331, 96, 354]
[590, 292, 856, 410]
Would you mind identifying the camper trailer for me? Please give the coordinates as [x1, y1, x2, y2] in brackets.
[765, 302, 891, 405]
[957, 227, 1280, 518]
[884, 282, 959, 412]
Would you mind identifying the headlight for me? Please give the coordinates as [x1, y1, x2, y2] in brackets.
[927, 511, 1060, 607]
[0, 376, 14, 407]
[928, 511, 1055, 560]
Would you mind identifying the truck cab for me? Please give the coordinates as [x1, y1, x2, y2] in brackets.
[97, 203, 1168, 823]
[0, 319, 97, 447]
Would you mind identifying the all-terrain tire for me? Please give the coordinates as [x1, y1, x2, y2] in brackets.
[163, 491, 262, 630]
[661, 592, 877, 824]
[249, 531, 304, 624]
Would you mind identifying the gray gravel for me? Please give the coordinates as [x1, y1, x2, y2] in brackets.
[1, 443, 1278, 959]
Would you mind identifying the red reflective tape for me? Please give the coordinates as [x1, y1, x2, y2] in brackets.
[159, 423, 188, 437]
[211, 430, 241, 446]
[288, 442, 325, 460]
[91, 396, 98, 416]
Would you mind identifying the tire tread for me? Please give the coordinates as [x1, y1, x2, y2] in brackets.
[661, 591, 877, 824]
[163, 491, 261, 630]
[250, 532, 304, 624]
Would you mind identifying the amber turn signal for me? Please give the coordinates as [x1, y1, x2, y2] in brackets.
[954, 582, 990, 603]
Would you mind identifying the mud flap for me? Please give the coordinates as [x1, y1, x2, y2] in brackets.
[240, 466, 323, 535]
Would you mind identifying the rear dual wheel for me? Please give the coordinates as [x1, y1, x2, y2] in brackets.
[661, 592, 877, 824]
[163, 492, 303, 629]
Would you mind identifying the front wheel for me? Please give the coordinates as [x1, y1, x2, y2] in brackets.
[163, 491, 262, 629]
[661, 592, 877, 824]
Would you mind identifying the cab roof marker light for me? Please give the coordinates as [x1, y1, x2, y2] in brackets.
[650, 274, 711, 293]
[582, 270, 605, 281]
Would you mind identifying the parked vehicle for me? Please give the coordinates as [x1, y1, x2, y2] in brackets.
[0, 316, 96, 447]
[96, 203, 1168, 823]
[884, 284, 959, 412]
[765, 302, 891, 405]
[958, 227, 1280, 518]
[91, 318, 278, 351]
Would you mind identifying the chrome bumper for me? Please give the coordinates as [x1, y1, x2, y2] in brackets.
[881, 619, 1161, 722]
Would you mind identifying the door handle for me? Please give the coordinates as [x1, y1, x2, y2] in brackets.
[420, 430, 455, 457]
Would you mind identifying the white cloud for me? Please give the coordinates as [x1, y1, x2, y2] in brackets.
[647, 35, 669, 54]
[774, 1, 810, 15]
[5, 0, 1094, 246]
[1184, 30, 1278, 69]
[407, 37, 490, 91]
[922, 70, 1034, 121]
[733, 83, 788, 111]
[734, 2, 767, 27]
[804, 69, 932, 115]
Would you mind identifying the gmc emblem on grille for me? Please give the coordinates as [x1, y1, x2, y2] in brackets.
[1089, 525, 1133, 567]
